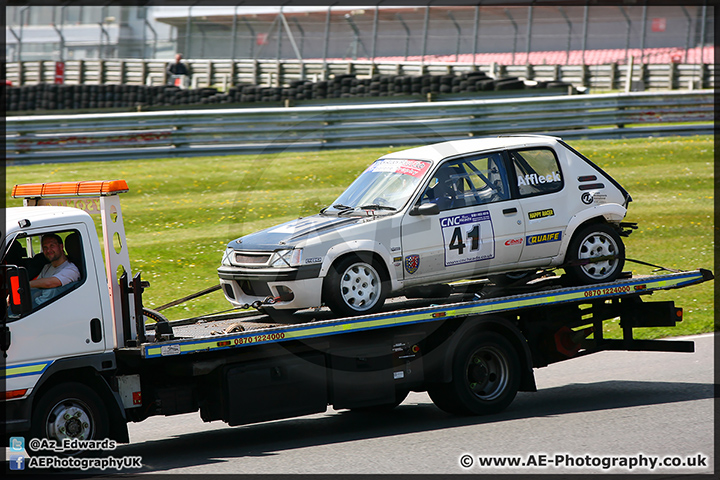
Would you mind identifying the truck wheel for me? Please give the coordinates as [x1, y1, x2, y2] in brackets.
[428, 332, 520, 415]
[324, 255, 388, 317]
[565, 223, 625, 284]
[31, 382, 110, 451]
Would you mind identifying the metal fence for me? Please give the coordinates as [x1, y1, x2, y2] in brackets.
[6, 58, 714, 92]
[6, 90, 712, 165]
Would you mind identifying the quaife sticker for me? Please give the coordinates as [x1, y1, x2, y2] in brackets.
[526, 231, 562, 245]
[528, 208, 555, 220]
[441, 211, 495, 266]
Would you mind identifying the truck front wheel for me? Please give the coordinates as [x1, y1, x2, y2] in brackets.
[428, 332, 520, 415]
[31, 382, 110, 449]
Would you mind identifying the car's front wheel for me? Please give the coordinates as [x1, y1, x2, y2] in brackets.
[324, 255, 388, 317]
[564, 223, 625, 284]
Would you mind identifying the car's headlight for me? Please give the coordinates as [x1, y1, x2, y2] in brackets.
[270, 248, 303, 268]
[221, 247, 234, 266]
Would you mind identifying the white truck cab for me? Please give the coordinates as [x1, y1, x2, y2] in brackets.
[2, 180, 142, 441]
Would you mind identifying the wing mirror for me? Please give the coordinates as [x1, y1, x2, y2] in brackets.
[409, 203, 440, 216]
[3, 266, 32, 317]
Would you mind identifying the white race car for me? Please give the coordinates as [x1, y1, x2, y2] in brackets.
[219, 135, 633, 317]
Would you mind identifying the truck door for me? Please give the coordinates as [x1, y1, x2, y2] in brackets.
[400, 152, 524, 286]
[4, 225, 108, 393]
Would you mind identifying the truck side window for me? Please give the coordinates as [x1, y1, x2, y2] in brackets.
[510, 148, 563, 197]
[26, 230, 85, 311]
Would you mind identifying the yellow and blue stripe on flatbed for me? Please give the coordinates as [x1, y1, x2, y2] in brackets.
[141, 270, 712, 359]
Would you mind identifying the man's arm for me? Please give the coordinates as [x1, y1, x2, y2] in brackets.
[30, 276, 62, 289]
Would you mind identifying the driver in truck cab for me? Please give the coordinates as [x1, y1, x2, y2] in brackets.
[29, 233, 80, 307]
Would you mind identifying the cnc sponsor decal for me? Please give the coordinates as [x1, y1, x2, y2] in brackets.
[304, 257, 323, 264]
[505, 238, 523, 246]
[404, 255, 420, 274]
[365, 159, 431, 178]
[441, 211, 495, 266]
[526, 231, 562, 245]
[517, 171, 561, 187]
[528, 208, 555, 220]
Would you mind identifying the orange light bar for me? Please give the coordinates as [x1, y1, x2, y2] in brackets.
[12, 180, 129, 198]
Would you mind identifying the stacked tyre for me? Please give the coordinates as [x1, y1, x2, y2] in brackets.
[5, 73, 575, 113]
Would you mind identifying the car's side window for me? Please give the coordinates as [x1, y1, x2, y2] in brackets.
[420, 152, 509, 211]
[510, 148, 563, 197]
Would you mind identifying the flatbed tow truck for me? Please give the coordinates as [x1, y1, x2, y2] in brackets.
[1, 180, 713, 449]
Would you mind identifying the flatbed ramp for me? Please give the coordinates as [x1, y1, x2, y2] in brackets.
[138, 269, 712, 359]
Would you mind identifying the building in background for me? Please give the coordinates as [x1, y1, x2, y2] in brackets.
[5, 5, 173, 62]
[6, 4, 714, 65]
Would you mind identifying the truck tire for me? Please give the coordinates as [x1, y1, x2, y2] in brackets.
[30, 382, 110, 452]
[428, 332, 520, 415]
[564, 223, 625, 284]
[323, 255, 388, 317]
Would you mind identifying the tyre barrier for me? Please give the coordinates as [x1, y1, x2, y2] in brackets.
[4, 72, 574, 113]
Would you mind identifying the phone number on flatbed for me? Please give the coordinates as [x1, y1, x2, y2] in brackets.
[584, 285, 637, 297]
[233, 332, 286, 345]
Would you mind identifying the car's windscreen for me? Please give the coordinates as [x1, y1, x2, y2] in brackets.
[326, 159, 431, 213]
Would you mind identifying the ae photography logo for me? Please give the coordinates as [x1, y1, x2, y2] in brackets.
[459, 452, 709, 472]
[7, 436, 142, 472]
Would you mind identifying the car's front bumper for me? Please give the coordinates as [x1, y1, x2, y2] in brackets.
[218, 264, 324, 310]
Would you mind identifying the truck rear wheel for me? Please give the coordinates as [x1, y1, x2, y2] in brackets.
[428, 332, 520, 415]
[31, 382, 109, 452]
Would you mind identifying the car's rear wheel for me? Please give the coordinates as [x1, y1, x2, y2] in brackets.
[324, 255, 388, 317]
[565, 223, 625, 284]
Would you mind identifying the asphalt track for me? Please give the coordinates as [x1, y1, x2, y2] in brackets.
[111, 332, 714, 475]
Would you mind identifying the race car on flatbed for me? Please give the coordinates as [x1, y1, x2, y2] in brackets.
[2, 178, 711, 453]
[219, 135, 635, 316]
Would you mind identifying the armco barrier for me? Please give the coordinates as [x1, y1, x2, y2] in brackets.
[5, 90, 713, 164]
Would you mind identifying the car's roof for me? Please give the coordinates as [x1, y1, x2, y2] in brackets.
[380, 135, 562, 163]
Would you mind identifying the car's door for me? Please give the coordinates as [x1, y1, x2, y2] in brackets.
[400, 151, 525, 286]
[508, 147, 570, 262]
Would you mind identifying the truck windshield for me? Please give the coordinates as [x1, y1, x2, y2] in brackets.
[325, 159, 431, 214]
